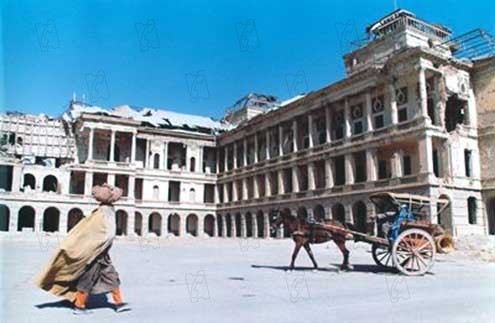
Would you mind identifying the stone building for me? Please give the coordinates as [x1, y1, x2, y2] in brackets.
[0, 9, 493, 238]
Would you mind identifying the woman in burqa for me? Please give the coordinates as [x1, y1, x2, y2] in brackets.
[36, 184, 128, 314]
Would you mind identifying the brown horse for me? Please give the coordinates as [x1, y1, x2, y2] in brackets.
[270, 211, 353, 271]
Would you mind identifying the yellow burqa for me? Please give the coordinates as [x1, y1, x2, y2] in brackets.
[35, 206, 116, 302]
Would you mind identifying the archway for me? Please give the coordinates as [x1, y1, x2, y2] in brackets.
[332, 203, 345, 224]
[256, 211, 264, 238]
[43, 207, 60, 232]
[225, 214, 232, 237]
[437, 194, 453, 234]
[135, 212, 143, 236]
[18, 206, 35, 231]
[186, 214, 198, 236]
[314, 204, 325, 222]
[67, 208, 84, 232]
[42, 175, 58, 192]
[116, 210, 128, 236]
[216, 214, 224, 237]
[148, 212, 162, 236]
[23, 173, 35, 190]
[204, 214, 215, 237]
[235, 213, 242, 237]
[168, 213, 180, 236]
[281, 208, 293, 238]
[352, 201, 368, 233]
[0, 205, 9, 231]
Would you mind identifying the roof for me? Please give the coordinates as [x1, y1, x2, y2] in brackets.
[66, 102, 225, 133]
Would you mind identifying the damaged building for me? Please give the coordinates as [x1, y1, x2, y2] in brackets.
[0, 9, 494, 238]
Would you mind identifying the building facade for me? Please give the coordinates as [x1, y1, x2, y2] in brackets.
[0, 10, 493, 238]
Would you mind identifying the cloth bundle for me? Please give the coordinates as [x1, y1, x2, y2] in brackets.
[92, 184, 123, 204]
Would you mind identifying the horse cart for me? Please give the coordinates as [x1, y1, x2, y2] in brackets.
[315, 192, 453, 276]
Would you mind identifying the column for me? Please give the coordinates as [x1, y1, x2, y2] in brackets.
[9, 206, 19, 232]
[365, 91, 373, 132]
[366, 149, 378, 181]
[253, 176, 260, 199]
[84, 171, 93, 195]
[278, 125, 284, 156]
[163, 142, 168, 169]
[131, 132, 137, 163]
[107, 173, 115, 186]
[243, 139, 248, 166]
[292, 166, 300, 193]
[128, 176, 135, 200]
[254, 133, 259, 163]
[233, 142, 238, 169]
[11, 165, 22, 192]
[179, 215, 187, 237]
[233, 181, 239, 201]
[418, 66, 429, 119]
[265, 130, 271, 159]
[230, 214, 236, 237]
[419, 134, 434, 174]
[278, 170, 285, 194]
[223, 182, 229, 203]
[265, 172, 272, 196]
[252, 213, 258, 238]
[87, 127, 94, 161]
[221, 214, 228, 237]
[345, 154, 354, 185]
[308, 162, 316, 190]
[308, 114, 314, 148]
[344, 98, 352, 139]
[389, 83, 398, 124]
[145, 139, 150, 168]
[242, 178, 248, 200]
[325, 107, 332, 143]
[109, 130, 116, 162]
[325, 158, 334, 188]
[240, 214, 247, 238]
[292, 120, 298, 152]
[392, 150, 403, 178]
[224, 146, 229, 171]
[216, 149, 220, 174]
[263, 212, 270, 238]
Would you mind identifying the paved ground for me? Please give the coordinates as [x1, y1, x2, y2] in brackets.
[1, 233, 494, 323]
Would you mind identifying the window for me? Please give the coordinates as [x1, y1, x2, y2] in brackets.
[468, 197, 477, 225]
[332, 110, 344, 140]
[403, 155, 412, 175]
[372, 95, 385, 129]
[378, 160, 388, 179]
[190, 157, 196, 172]
[153, 154, 160, 169]
[351, 103, 364, 135]
[152, 185, 159, 200]
[398, 108, 408, 122]
[433, 150, 439, 177]
[334, 156, 345, 185]
[396, 87, 408, 122]
[464, 149, 472, 177]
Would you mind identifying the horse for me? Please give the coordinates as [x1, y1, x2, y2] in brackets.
[270, 211, 353, 271]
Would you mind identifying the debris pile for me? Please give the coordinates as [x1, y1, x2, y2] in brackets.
[453, 234, 495, 262]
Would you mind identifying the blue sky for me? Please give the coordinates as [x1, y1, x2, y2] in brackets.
[1, 0, 494, 119]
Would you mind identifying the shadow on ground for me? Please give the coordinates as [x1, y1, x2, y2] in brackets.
[251, 263, 398, 274]
[35, 294, 116, 311]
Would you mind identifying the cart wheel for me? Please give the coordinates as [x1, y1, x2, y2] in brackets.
[371, 244, 394, 268]
[392, 229, 436, 276]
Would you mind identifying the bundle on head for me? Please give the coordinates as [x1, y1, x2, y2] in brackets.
[92, 184, 123, 204]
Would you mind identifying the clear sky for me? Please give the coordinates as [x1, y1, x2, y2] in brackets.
[1, 0, 494, 119]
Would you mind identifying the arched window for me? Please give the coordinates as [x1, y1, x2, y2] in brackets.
[42, 175, 58, 192]
[154, 154, 160, 169]
[189, 188, 196, 202]
[468, 197, 477, 225]
[190, 157, 196, 172]
[153, 185, 159, 200]
[23, 174, 36, 190]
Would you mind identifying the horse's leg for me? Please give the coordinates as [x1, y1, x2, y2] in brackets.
[333, 237, 353, 271]
[303, 243, 318, 269]
[290, 239, 303, 270]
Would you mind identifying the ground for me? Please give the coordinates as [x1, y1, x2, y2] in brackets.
[1, 233, 494, 323]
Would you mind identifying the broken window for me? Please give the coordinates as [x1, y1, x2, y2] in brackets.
[464, 149, 472, 177]
[315, 118, 326, 145]
[269, 128, 279, 158]
[372, 95, 385, 129]
[334, 156, 345, 185]
[445, 95, 467, 132]
[282, 123, 293, 154]
[168, 142, 187, 170]
[403, 155, 412, 176]
[332, 110, 344, 140]
[396, 87, 408, 123]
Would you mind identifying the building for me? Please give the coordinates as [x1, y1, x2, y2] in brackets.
[0, 9, 494, 238]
